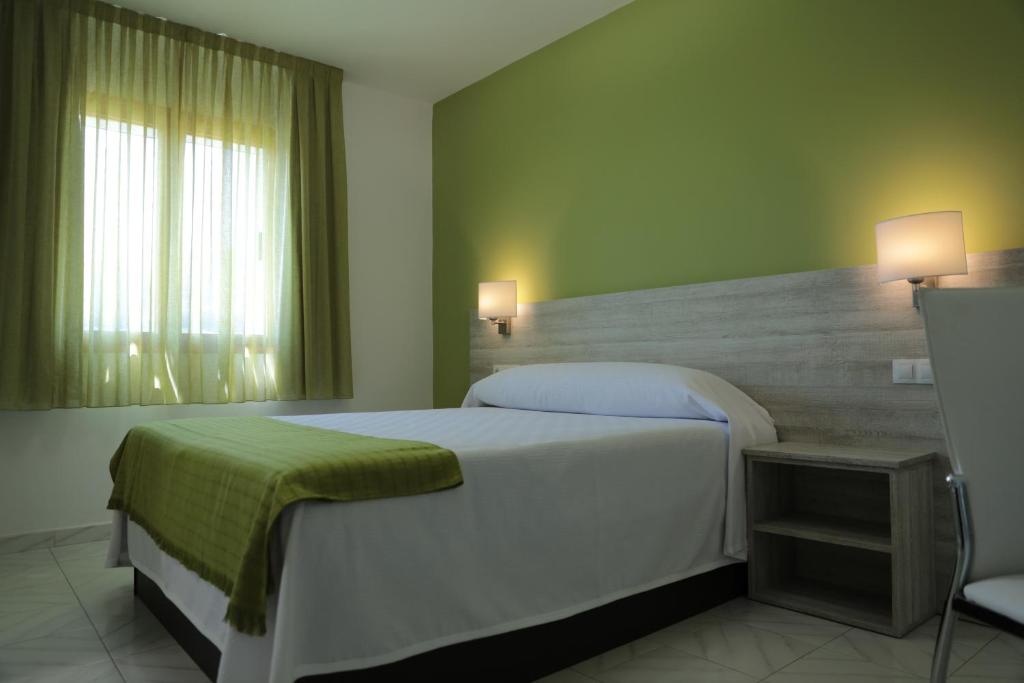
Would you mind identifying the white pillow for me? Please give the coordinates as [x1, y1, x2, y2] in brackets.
[462, 362, 769, 422]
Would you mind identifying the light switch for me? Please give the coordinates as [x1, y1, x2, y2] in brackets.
[893, 359, 915, 384]
[914, 358, 933, 384]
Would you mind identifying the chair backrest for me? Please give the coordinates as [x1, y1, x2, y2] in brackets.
[921, 287, 1024, 582]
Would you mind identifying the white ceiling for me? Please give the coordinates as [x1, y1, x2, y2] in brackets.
[113, 0, 634, 102]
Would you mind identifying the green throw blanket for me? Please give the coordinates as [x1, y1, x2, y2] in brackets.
[108, 416, 462, 635]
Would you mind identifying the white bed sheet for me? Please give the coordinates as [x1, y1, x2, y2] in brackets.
[111, 407, 743, 683]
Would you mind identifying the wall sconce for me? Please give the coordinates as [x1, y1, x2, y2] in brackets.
[479, 280, 517, 335]
[875, 210, 967, 310]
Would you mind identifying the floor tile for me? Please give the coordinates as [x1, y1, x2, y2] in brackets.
[54, 524, 112, 548]
[0, 566, 72, 594]
[113, 639, 198, 667]
[56, 544, 207, 682]
[802, 626, 943, 678]
[0, 657, 124, 683]
[687, 597, 850, 646]
[55, 552, 139, 638]
[537, 669, 599, 683]
[52, 540, 112, 578]
[906, 615, 1000, 665]
[952, 633, 1024, 680]
[104, 613, 207, 682]
[115, 644, 208, 683]
[0, 603, 97, 648]
[0, 548, 59, 572]
[648, 618, 818, 679]
[114, 666, 208, 683]
[107, 612, 205, 683]
[0, 550, 80, 616]
[103, 609, 181, 660]
[800, 613, 1004, 680]
[764, 661, 922, 682]
[0, 549, 68, 589]
[571, 634, 661, 676]
[0, 632, 114, 682]
[766, 647, 928, 680]
[0, 543, 198, 683]
[0, 579, 80, 612]
[0, 531, 54, 557]
[591, 646, 757, 683]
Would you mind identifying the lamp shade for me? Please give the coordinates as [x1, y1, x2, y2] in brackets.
[479, 280, 517, 319]
[875, 211, 967, 283]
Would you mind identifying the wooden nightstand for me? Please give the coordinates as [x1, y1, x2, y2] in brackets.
[743, 442, 936, 637]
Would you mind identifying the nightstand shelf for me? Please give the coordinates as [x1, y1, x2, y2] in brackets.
[753, 513, 892, 553]
[744, 442, 936, 637]
[756, 578, 893, 632]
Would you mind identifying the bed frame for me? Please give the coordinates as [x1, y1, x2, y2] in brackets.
[136, 563, 746, 682]
[139, 247, 1024, 680]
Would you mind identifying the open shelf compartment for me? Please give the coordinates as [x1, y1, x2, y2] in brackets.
[749, 460, 892, 553]
[750, 533, 894, 633]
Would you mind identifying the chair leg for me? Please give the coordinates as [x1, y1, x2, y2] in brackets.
[931, 474, 973, 682]
[930, 602, 958, 682]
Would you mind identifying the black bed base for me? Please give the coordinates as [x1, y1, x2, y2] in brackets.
[135, 562, 747, 682]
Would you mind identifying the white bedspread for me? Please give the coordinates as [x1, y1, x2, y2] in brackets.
[110, 407, 751, 683]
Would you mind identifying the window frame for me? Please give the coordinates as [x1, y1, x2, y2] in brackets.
[82, 94, 279, 353]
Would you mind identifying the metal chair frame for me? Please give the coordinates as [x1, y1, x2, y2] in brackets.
[930, 474, 1024, 682]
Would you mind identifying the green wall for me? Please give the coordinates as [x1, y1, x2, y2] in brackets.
[432, 0, 1024, 407]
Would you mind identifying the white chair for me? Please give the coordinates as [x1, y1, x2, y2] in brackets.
[922, 287, 1024, 682]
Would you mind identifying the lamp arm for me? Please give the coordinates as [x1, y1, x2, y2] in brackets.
[908, 276, 938, 311]
[909, 278, 924, 310]
[488, 317, 512, 336]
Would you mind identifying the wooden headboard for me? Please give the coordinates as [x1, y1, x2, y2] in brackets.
[471, 248, 1022, 451]
[469, 247, 1024, 599]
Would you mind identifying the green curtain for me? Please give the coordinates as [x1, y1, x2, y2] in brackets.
[0, 0, 352, 409]
[291, 64, 352, 401]
[0, 0, 82, 409]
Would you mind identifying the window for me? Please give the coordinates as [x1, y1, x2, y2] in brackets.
[83, 116, 159, 334]
[83, 117, 270, 338]
[181, 134, 268, 336]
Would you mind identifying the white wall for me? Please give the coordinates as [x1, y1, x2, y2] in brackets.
[0, 82, 434, 538]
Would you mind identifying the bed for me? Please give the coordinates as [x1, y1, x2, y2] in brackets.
[106, 363, 777, 682]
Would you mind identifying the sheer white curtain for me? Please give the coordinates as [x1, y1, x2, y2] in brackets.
[77, 15, 296, 406]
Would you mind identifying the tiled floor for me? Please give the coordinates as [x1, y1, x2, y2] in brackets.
[2, 541, 1022, 683]
[0, 541, 204, 682]
[540, 597, 1024, 683]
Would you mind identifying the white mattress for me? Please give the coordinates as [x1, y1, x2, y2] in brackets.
[110, 407, 743, 683]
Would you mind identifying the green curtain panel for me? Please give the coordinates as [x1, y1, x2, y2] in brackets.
[0, 0, 352, 409]
[0, 0, 81, 409]
[291, 65, 352, 400]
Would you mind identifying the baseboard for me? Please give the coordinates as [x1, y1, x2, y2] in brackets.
[0, 521, 112, 555]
